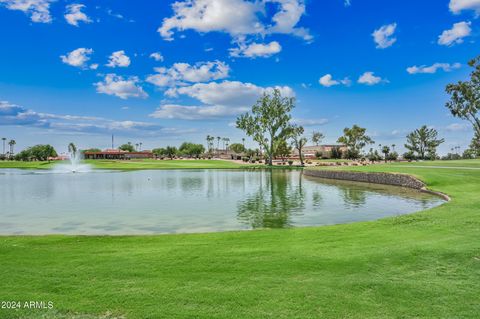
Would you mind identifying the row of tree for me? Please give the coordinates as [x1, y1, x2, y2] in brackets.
[152, 142, 206, 159]
[0, 137, 16, 159]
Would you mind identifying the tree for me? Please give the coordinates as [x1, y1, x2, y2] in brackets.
[165, 146, 177, 160]
[236, 89, 295, 166]
[230, 143, 246, 154]
[275, 139, 292, 162]
[337, 125, 374, 159]
[16, 144, 57, 161]
[469, 130, 480, 157]
[206, 135, 215, 153]
[1, 137, 6, 156]
[311, 131, 324, 146]
[119, 143, 135, 152]
[445, 56, 480, 153]
[404, 125, 444, 160]
[330, 146, 343, 159]
[291, 125, 307, 166]
[8, 140, 16, 157]
[179, 142, 205, 158]
[152, 148, 166, 158]
[381, 145, 390, 162]
[81, 148, 101, 153]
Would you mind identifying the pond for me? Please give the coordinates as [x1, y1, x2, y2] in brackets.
[0, 169, 444, 235]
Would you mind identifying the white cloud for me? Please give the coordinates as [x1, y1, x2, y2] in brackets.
[229, 41, 282, 58]
[357, 72, 385, 85]
[0, 0, 54, 23]
[106, 50, 131, 68]
[438, 21, 472, 46]
[150, 104, 244, 120]
[446, 123, 470, 132]
[64, 4, 91, 27]
[407, 62, 461, 74]
[292, 118, 329, 126]
[151, 80, 295, 120]
[95, 74, 148, 99]
[449, 0, 480, 14]
[150, 52, 164, 62]
[158, 0, 311, 42]
[166, 81, 294, 106]
[344, 0, 351, 6]
[372, 23, 397, 49]
[319, 74, 351, 87]
[60, 48, 94, 69]
[146, 61, 230, 87]
[0, 100, 170, 135]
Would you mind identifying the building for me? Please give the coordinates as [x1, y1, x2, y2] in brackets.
[293, 145, 348, 159]
[83, 149, 154, 160]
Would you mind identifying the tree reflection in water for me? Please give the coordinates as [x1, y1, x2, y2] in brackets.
[237, 170, 305, 229]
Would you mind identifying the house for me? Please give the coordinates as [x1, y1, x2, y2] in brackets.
[83, 149, 154, 160]
[293, 145, 347, 159]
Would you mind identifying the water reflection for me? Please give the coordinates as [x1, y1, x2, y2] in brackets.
[237, 171, 305, 228]
[0, 169, 445, 235]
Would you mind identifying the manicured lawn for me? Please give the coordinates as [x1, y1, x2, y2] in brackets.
[0, 159, 253, 170]
[1, 160, 480, 318]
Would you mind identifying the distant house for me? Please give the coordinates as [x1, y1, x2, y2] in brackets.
[293, 145, 347, 159]
[83, 149, 154, 160]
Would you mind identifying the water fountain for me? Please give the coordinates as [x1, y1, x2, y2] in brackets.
[52, 143, 92, 173]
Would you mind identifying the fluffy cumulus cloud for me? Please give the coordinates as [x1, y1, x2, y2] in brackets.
[319, 74, 351, 87]
[407, 62, 461, 74]
[438, 21, 472, 46]
[150, 52, 164, 62]
[229, 41, 282, 58]
[64, 4, 91, 27]
[158, 0, 312, 42]
[357, 72, 385, 85]
[449, 0, 480, 14]
[60, 48, 94, 69]
[150, 80, 295, 120]
[95, 74, 148, 99]
[146, 61, 230, 87]
[0, 100, 174, 136]
[106, 50, 131, 68]
[0, 0, 54, 23]
[372, 23, 397, 49]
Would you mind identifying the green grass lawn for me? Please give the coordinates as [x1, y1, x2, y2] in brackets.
[0, 159, 253, 170]
[1, 160, 480, 318]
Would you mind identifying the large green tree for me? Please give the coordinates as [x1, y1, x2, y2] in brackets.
[236, 89, 295, 166]
[229, 143, 246, 154]
[404, 125, 444, 160]
[337, 125, 374, 159]
[311, 131, 324, 146]
[445, 56, 480, 154]
[179, 142, 205, 158]
[291, 125, 307, 166]
[119, 143, 135, 152]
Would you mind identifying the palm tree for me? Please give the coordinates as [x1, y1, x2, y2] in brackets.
[135, 143, 139, 151]
[8, 139, 15, 157]
[139, 142, 143, 151]
[216, 136, 221, 154]
[242, 138, 245, 148]
[1, 137, 6, 156]
[224, 138, 230, 151]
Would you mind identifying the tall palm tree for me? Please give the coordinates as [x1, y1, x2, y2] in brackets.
[216, 136, 221, 154]
[8, 140, 16, 156]
[139, 142, 143, 151]
[224, 138, 230, 151]
[1, 137, 6, 156]
[135, 143, 139, 151]
[242, 138, 245, 148]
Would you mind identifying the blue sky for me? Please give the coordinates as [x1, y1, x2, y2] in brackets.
[0, 0, 478, 154]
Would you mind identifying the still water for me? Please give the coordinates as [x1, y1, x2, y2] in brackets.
[0, 169, 444, 235]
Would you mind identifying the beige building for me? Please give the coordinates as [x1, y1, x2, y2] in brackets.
[293, 145, 347, 159]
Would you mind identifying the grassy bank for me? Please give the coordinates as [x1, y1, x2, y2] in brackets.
[0, 159, 252, 170]
[1, 160, 479, 318]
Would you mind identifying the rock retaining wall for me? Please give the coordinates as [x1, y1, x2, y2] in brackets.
[303, 169, 426, 189]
